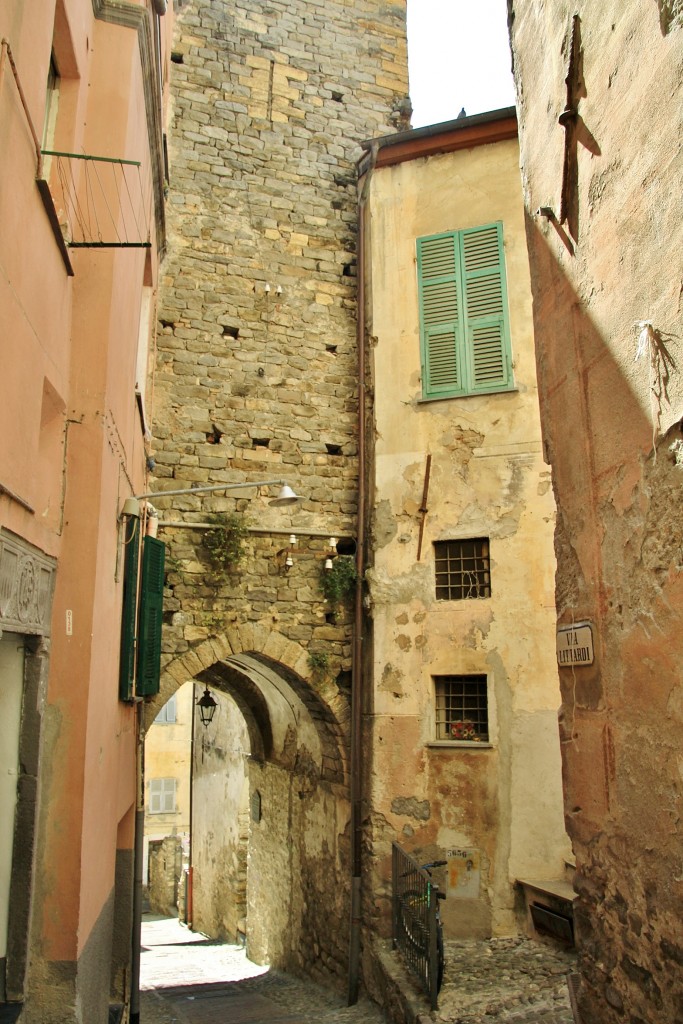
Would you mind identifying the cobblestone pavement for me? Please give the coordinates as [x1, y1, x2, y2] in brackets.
[140, 916, 576, 1024]
[140, 915, 385, 1024]
[395, 937, 576, 1024]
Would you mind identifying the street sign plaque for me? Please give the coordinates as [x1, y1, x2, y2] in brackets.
[556, 622, 594, 667]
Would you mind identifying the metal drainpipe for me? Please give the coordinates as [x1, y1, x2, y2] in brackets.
[347, 142, 377, 1006]
[130, 702, 145, 1024]
[187, 683, 196, 926]
[0, 40, 7, 108]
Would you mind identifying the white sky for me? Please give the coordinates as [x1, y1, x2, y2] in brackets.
[407, 0, 516, 128]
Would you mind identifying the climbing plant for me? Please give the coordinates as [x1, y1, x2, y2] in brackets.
[320, 555, 357, 606]
[202, 512, 250, 576]
[308, 650, 330, 675]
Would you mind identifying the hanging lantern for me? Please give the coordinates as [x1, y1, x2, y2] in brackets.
[196, 686, 217, 727]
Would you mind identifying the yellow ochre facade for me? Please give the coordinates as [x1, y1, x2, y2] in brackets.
[361, 112, 572, 939]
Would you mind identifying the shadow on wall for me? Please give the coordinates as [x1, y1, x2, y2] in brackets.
[153, 644, 352, 985]
[525, 214, 683, 1024]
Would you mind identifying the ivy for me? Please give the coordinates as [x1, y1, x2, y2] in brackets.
[202, 512, 250, 576]
[320, 555, 357, 605]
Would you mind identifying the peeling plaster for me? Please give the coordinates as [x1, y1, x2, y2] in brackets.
[380, 662, 405, 696]
[391, 796, 431, 821]
[365, 565, 432, 606]
[374, 498, 398, 548]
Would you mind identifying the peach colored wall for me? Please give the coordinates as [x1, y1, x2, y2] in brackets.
[0, 0, 170, 1014]
[510, 4, 683, 1020]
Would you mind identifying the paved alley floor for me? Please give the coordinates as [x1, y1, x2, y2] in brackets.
[384, 936, 576, 1024]
[139, 915, 576, 1024]
[139, 914, 385, 1024]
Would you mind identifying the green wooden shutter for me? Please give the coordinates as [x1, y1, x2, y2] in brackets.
[119, 516, 140, 702]
[417, 233, 464, 398]
[136, 536, 165, 697]
[461, 222, 512, 392]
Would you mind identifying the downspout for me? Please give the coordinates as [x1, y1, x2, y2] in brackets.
[130, 703, 145, 1024]
[1, 38, 44, 178]
[131, 513, 154, 1023]
[0, 40, 7, 109]
[187, 684, 196, 926]
[347, 141, 378, 1006]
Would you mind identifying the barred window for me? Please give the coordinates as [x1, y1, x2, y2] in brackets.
[434, 538, 490, 600]
[435, 675, 489, 742]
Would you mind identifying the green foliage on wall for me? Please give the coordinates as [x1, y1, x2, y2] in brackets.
[320, 555, 357, 605]
[202, 512, 250, 576]
[308, 650, 330, 675]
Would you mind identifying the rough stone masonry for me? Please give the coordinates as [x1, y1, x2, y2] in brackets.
[154, 0, 409, 661]
[149, 0, 410, 983]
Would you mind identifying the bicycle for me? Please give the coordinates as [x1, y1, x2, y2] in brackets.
[397, 859, 447, 994]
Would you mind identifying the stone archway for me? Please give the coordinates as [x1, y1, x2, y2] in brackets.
[147, 628, 352, 981]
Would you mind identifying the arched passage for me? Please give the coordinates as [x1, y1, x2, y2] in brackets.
[145, 629, 352, 981]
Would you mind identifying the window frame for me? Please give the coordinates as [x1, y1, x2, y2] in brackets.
[433, 674, 490, 745]
[42, 53, 61, 153]
[148, 778, 176, 814]
[416, 222, 514, 401]
[434, 538, 491, 601]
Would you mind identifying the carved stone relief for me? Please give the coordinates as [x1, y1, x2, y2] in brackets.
[0, 530, 56, 636]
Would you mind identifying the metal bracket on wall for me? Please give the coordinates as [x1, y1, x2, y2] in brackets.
[416, 453, 432, 562]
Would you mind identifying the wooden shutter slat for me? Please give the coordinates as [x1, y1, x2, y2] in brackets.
[418, 234, 463, 398]
[136, 536, 165, 697]
[118, 516, 140, 702]
[470, 323, 507, 385]
[462, 223, 511, 391]
[422, 281, 459, 325]
[420, 234, 457, 278]
[417, 224, 512, 398]
[465, 276, 504, 318]
[426, 326, 460, 390]
[462, 225, 500, 273]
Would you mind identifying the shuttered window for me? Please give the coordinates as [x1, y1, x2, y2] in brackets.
[118, 516, 140, 702]
[417, 222, 513, 399]
[136, 536, 165, 697]
[154, 694, 177, 724]
[148, 778, 176, 814]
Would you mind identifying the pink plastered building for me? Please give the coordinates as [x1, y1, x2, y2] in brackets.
[0, 2, 171, 1020]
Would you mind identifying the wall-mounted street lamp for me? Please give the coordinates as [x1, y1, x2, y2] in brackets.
[134, 478, 304, 505]
[196, 686, 218, 727]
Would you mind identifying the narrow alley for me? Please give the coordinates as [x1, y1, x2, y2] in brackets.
[140, 915, 576, 1024]
[139, 914, 385, 1024]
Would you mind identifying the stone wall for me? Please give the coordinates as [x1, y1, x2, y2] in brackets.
[247, 758, 350, 986]
[148, 836, 184, 917]
[191, 690, 250, 943]
[508, 3, 683, 1021]
[154, 0, 410, 632]
[151, 0, 409, 984]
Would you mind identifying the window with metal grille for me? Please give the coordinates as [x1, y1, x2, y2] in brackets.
[148, 778, 176, 814]
[434, 675, 489, 742]
[434, 538, 490, 600]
